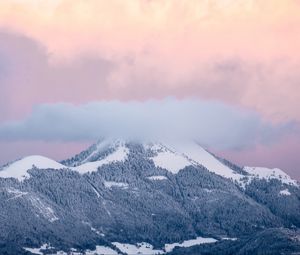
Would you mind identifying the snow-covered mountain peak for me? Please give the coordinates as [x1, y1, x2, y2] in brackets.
[144, 141, 299, 187]
[0, 139, 298, 188]
[0, 140, 130, 181]
[0, 155, 67, 181]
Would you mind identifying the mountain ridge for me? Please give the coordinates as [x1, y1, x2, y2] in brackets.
[0, 139, 299, 254]
[1, 139, 298, 187]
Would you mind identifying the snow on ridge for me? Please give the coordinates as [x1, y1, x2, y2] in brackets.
[243, 166, 298, 186]
[141, 141, 298, 188]
[0, 155, 67, 181]
[2, 139, 296, 190]
[166, 142, 245, 183]
[75, 142, 129, 174]
[0, 141, 130, 181]
[146, 141, 248, 185]
[0, 140, 244, 184]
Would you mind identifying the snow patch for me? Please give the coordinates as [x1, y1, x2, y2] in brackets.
[23, 247, 43, 255]
[147, 175, 168, 181]
[279, 189, 291, 196]
[90, 226, 105, 237]
[23, 244, 53, 255]
[222, 237, 238, 241]
[113, 242, 164, 255]
[85, 245, 119, 255]
[164, 237, 218, 252]
[82, 221, 105, 237]
[24, 244, 118, 255]
[104, 181, 129, 189]
[0, 155, 67, 181]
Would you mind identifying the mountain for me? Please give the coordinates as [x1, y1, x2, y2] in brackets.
[0, 139, 299, 255]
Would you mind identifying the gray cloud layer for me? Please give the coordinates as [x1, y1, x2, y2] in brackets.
[0, 99, 294, 150]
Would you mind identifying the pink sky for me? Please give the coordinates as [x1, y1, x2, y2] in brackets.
[0, 0, 299, 179]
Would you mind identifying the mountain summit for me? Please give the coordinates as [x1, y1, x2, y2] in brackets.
[0, 139, 299, 254]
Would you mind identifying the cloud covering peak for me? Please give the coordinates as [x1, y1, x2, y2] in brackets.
[0, 99, 294, 150]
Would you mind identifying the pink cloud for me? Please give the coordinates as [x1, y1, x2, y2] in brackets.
[0, 31, 114, 121]
[0, 1, 299, 122]
[0, 1, 299, 179]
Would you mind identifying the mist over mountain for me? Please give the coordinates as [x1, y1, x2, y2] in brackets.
[0, 99, 295, 150]
[0, 139, 299, 255]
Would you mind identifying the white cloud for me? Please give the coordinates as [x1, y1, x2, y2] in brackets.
[0, 98, 294, 149]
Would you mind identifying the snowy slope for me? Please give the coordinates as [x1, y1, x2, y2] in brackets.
[0, 155, 67, 181]
[169, 142, 245, 183]
[244, 166, 298, 186]
[147, 141, 245, 183]
[146, 143, 192, 173]
[147, 141, 297, 187]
